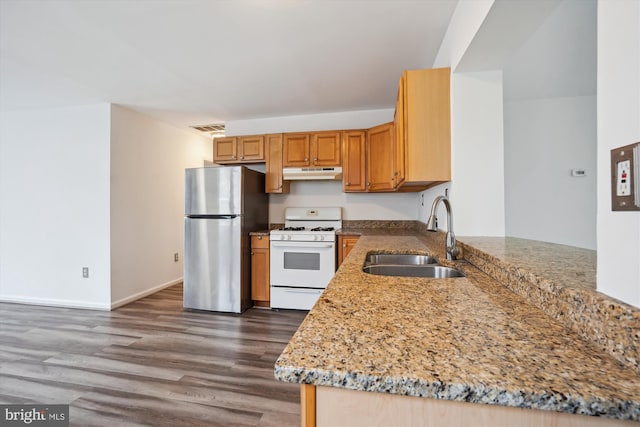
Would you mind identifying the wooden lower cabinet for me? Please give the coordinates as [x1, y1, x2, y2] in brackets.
[338, 235, 359, 266]
[251, 235, 270, 307]
[303, 385, 628, 427]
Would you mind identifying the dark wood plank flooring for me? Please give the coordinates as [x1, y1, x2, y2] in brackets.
[0, 284, 307, 426]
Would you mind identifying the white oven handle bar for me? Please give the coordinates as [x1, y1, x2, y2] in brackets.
[271, 242, 334, 248]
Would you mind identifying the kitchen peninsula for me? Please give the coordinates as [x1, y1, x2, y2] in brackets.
[274, 228, 640, 426]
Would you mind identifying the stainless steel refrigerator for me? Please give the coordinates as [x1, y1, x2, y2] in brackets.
[184, 166, 268, 313]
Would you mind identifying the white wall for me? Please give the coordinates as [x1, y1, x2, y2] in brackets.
[110, 105, 211, 306]
[501, 0, 596, 250]
[597, 0, 640, 307]
[225, 109, 394, 135]
[269, 182, 418, 222]
[504, 96, 597, 249]
[226, 109, 421, 223]
[0, 104, 112, 309]
[449, 70, 505, 236]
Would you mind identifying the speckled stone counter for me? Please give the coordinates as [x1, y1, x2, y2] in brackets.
[458, 236, 640, 375]
[249, 230, 270, 236]
[274, 235, 640, 421]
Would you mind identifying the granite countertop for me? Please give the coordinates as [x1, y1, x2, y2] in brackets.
[249, 230, 270, 236]
[274, 235, 640, 421]
[459, 236, 597, 291]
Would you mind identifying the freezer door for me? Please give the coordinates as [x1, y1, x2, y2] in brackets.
[185, 166, 243, 215]
[184, 216, 244, 312]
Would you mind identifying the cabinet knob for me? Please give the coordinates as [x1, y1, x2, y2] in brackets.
[257, 236, 262, 240]
[232, 155, 236, 159]
[346, 181, 350, 186]
[313, 158, 318, 161]
[241, 156, 245, 160]
[343, 244, 346, 248]
[251, 252, 254, 255]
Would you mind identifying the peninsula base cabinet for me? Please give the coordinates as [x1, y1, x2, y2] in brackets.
[251, 235, 270, 307]
[338, 235, 359, 266]
[301, 385, 632, 427]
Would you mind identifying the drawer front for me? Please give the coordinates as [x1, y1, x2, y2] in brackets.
[251, 235, 269, 249]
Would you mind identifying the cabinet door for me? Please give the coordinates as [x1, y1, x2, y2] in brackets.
[403, 68, 451, 183]
[311, 131, 341, 167]
[393, 76, 406, 189]
[251, 236, 270, 303]
[213, 137, 238, 163]
[283, 133, 311, 167]
[342, 131, 366, 192]
[338, 235, 360, 266]
[265, 133, 290, 193]
[238, 135, 265, 162]
[366, 123, 395, 192]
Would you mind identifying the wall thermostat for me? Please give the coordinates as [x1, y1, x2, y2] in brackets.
[611, 142, 640, 211]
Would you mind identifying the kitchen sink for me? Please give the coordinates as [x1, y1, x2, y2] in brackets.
[362, 265, 465, 278]
[362, 252, 465, 278]
[364, 253, 438, 266]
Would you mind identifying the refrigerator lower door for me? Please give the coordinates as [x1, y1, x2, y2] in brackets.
[184, 216, 243, 312]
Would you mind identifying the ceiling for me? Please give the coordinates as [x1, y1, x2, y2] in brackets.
[0, 0, 458, 130]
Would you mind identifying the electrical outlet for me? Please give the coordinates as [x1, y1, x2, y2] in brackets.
[174, 252, 179, 262]
[82, 267, 89, 278]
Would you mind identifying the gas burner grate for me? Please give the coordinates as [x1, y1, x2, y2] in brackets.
[282, 226, 306, 231]
[310, 227, 335, 231]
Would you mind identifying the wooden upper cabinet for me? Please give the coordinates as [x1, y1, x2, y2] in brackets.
[398, 67, 451, 190]
[393, 77, 406, 189]
[311, 131, 341, 167]
[366, 122, 395, 192]
[265, 133, 290, 194]
[214, 135, 265, 164]
[342, 131, 366, 192]
[213, 137, 238, 163]
[238, 135, 265, 162]
[283, 131, 341, 167]
[283, 133, 311, 167]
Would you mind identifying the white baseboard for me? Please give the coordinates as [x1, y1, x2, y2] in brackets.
[110, 278, 182, 310]
[0, 295, 111, 311]
[0, 278, 183, 311]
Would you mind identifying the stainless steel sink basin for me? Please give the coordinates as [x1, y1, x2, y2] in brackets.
[362, 265, 465, 278]
[364, 253, 438, 266]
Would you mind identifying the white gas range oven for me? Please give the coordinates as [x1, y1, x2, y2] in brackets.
[270, 207, 342, 310]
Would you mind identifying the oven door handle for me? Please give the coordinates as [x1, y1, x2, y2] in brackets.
[271, 242, 334, 248]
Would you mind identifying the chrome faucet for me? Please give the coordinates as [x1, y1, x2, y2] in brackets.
[426, 195, 459, 261]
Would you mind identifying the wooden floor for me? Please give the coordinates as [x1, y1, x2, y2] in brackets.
[0, 284, 307, 426]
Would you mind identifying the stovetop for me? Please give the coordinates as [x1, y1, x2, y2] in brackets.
[270, 207, 342, 241]
[276, 226, 336, 232]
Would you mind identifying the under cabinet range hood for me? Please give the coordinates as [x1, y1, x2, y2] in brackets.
[282, 167, 343, 181]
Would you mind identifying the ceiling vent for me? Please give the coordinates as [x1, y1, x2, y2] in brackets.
[190, 123, 225, 137]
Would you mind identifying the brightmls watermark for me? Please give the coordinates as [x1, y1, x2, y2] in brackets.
[1, 405, 68, 426]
